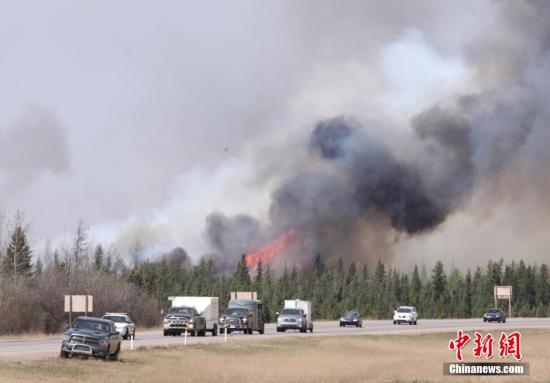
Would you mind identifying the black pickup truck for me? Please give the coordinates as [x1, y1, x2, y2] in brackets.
[60, 316, 122, 360]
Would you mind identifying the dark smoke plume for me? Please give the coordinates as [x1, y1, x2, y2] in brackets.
[203, 1, 550, 272]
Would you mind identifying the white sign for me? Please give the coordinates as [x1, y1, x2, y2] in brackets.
[64, 295, 93, 313]
[494, 286, 512, 299]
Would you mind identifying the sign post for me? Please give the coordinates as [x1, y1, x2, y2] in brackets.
[494, 286, 513, 317]
[64, 295, 93, 325]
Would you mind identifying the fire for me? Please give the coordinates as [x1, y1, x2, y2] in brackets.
[245, 230, 295, 270]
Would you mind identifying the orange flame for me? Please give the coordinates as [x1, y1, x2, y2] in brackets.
[245, 230, 295, 270]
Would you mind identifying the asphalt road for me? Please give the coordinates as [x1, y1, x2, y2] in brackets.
[0, 318, 548, 361]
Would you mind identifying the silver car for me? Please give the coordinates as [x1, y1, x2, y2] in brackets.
[102, 313, 136, 339]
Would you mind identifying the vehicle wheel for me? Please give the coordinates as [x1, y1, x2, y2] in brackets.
[59, 348, 69, 359]
[414, 320, 417, 325]
[393, 321, 396, 325]
[259, 327, 264, 335]
[163, 330, 167, 336]
[503, 319, 506, 323]
[483, 318, 487, 322]
[310, 326, 313, 333]
[111, 344, 121, 361]
[248, 328, 253, 335]
[191, 330, 196, 337]
[212, 324, 218, 336]
[201, 328, 207, 336]
[276, 327, 281, 333]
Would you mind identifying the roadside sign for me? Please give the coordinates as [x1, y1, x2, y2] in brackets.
[64, 295, 93, 325]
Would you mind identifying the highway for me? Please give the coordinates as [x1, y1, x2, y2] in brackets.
[0, 318, 548, 361]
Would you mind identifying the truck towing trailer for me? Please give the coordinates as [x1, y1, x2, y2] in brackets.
[277, 299, 314, 333]
[221, 292, 265, 334]
[166, 296, 219, 336]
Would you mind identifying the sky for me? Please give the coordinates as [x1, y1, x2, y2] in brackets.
[1, 1, 549, 270]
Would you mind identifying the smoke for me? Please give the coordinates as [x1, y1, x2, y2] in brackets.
[13, 1, 547, 273]
[0, 104, 70, 194]
[203, 1, 550, 271]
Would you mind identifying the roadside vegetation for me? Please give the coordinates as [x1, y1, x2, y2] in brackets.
[0, 331, 548, 382]
[0, 212, 549, 335]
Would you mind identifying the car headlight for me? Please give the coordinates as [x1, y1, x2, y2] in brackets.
[219, 318, 224, 323]
[189, 319, 194, 323]
[63, 334, 70, 341]
[340, 317, 345, 321]
[242, 318, 247, 323]
[99, 340, 108, 346]
[298, 318, 303, 322]
[353, 319, 358, 321]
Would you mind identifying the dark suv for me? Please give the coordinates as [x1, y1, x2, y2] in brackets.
[339, 311, 363, 327]
[483, 308, 507, 323]
[60, 316, 122, 360]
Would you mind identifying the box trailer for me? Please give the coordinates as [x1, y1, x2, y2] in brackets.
[169, 296, 219, 335]
[223, 291, 264, 334]
[284, 299, 313, 332]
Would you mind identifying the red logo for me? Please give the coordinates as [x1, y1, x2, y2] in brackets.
[473, 332, 494, 359]
[449, 330, 522, 361]
[449, 330, 471, 361]
[498, 332, 522, 360]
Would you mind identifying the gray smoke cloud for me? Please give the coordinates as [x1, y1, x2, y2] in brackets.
[204, 0, 550, 271]
[3, 1, 549, 272]
[0, 104, 70, 194]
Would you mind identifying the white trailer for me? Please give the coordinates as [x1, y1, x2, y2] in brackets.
[169, 296, 219, 335]
[284, 299, 313, 332]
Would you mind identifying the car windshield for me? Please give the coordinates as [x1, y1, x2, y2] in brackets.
[488, 309, 501, 313]
[224, 308, 249, 316]
[281, 309, 302, 315]
[103, 315, 127, 323]
[397, 307, 412, 313]
[343, 311, 357, 317]
[168, 307, 195, 316]
[73, 319, 110, 333]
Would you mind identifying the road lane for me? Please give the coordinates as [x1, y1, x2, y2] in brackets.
[1, 318, 548, 361]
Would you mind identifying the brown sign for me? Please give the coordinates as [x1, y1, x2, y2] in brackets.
[64, 295, 93, 313]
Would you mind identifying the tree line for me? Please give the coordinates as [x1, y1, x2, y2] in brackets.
[129, 253, 550, 322]
[1, 215, 548, 334]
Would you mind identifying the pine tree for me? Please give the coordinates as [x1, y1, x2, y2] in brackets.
[464, 270, 472, 317]
[3, 225, 33, 279]
[35, 257, 43, 275]
[94, 245, 104, 271]
[411, 265, 422, 309]
[232, 254, 251, 291]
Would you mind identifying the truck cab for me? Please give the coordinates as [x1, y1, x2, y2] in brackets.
[163, 306, 206, 336]
[224, 299, 265, 334]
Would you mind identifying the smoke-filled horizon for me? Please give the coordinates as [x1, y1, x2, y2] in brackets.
[1, 1, 549, 272]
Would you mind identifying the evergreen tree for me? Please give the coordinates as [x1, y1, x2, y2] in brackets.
[94, 245, 104, 271]
[3, 225, 32, 278]
[232, 254, 251, 291]
[411, 265, 422, 309]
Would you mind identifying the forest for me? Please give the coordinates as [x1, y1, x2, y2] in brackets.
[0, 217, 548, 334]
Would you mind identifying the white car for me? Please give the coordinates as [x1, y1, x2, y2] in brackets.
[102, 313, 136, 339]
[393, 306, 418, 325]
